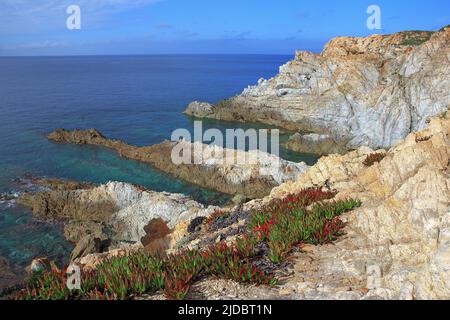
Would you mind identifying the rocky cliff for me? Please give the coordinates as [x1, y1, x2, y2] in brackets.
[185, 27, 450, 154]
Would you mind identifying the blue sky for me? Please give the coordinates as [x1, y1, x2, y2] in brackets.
[0, 0, 448, 56]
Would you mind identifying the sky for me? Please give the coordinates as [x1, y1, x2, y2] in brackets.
[0, 0, 448, 56]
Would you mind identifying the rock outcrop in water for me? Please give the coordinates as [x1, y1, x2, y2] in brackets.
[48, 128, 309, 199]
[185, 28, 450, 154]
[18, 181, 217, 260]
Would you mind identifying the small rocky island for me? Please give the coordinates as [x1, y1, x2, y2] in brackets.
[3, 27, 449, 300]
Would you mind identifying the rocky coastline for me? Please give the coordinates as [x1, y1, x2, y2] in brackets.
[48, 128, 309, 199]
[8, 27, 450, 300]
[185, 27, 450, 154]
[36, 111, 447, 300]
[17, 180, 219, 262]
[153, 113, 450, 299]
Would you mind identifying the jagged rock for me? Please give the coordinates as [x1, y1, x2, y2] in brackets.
[187, 216, 206, 234]
[184, 101, 215, 117]
[231, 194, 248, 205]
[70, 235, 109, 261]
[64, 221, 109, 245]
[17, 185, 116, 222]
[48, 128, 106, 144]
[185, 28, 450, 153]
[75, 245, 141, 271]
[166, 114, 448, 300]
[32, 178, 95, 191]
[48, 129, 309, 198]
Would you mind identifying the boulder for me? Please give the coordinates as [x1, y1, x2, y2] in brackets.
[184, 101, 215, 117]
[70, 235, 108, 261]
[29, 257, 51, 274]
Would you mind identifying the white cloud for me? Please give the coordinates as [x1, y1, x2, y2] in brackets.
[3, 40, 69, 50]
[0, 0, 162, 13]
[0, 0, 163, 35]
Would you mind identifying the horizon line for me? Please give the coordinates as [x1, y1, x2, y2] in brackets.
[0, 52, 300, 58]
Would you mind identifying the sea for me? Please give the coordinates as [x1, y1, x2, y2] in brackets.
[0, 55, 319, 273]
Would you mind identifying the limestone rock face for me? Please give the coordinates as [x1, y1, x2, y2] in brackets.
[108, 182, 215, 242]
[18, 181, 216, 259]
[250, 115, 450, 300]
[185, 28, 450, 153]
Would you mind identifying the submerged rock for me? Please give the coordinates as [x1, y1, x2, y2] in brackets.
[185, 28, 450, 154]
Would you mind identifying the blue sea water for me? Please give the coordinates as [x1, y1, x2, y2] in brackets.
[0, 55, 318, 272]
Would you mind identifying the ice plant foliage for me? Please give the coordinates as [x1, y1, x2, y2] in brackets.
[18, 244, 274, 301]
[17, 187, 360, 300]
[249, 188, 361, 263]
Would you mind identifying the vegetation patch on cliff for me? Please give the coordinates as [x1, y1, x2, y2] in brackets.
[399, 31, 434, 46]
[248, 188, 361, 263]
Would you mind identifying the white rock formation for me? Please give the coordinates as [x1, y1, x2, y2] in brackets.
[182, 141, 309, 186]
[107, 182, 216, 242]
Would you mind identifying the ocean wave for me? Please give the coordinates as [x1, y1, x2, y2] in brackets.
[0, 199, 16, 209]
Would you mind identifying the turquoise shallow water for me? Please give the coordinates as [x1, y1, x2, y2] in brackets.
[0, 55, 319, 272]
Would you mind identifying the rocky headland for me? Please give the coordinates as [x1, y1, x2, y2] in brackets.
[185, 27, 450, 154]
[48, 128, 308, 199]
